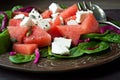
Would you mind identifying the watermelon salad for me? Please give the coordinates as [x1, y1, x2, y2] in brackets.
[0, 3, 120, 64]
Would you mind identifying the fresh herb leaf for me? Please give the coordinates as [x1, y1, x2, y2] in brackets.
[12, 5, 23, 12]
[60, 4, 67, 9]
[0, 10, 12, 28]
[51, 47, 84, 59]
[78, 41, 110, 54]
[82, 31, 120, 43]
[40, 47, 49, 57]
[9, 54, 35, 63]
[0, 30, 11, 54]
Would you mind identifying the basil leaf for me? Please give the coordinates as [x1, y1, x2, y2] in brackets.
[78, 41, 110, 54]
[9, 54, 35, 63]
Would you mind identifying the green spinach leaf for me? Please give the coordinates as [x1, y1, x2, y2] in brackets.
[82, 31, 120, 43]
[9, 54, 35, 63]
[0, 10, 12, 27]
[40, 47, 49, 57]
[51, 47, 84, 59]
[78, 41, 110, 54]
[12, 5, 23, 12]
[0, 30, 11, 54]
[60, 4, 67, 9]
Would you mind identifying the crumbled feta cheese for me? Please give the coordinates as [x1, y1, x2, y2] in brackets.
[51, 13, 60, 18]
[52, 42, 69, 55]
[54, 37, 72, 48]
[49, 3, 63, 14]
[20, 17, 35, 27]
[43, 18, 52, 22]
[13, 14, 25, 19]
[59, 16, 64, 25]
[37, 19, 51, 31]
[29, 8, 42, 20]
[67, 20, 78, 25]
[76, 10, 93, 23]
[52, 37, 72, 55]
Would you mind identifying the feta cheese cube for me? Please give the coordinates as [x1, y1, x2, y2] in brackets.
[49, 3, 63, 14]
[54, 37, 72, 48]
[37, 19, 51, 31]
[43, 18, 52, 22]
[13, 14, 25, 19]
[67, 20, 78, 25]
[52, 37, 72, 55]
[51, 13, 60, 18]
[20, 17, 35, 27]
[76, 10, 93, 23]
[29, 8, 42, 20]
[52, 42, 69, 55]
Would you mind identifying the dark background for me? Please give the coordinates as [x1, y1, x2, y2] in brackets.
[0, 0, 120, 80]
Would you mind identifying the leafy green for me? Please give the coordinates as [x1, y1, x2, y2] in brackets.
[12, 5, 23, 12]
[0, 30, 11, 54]
[43, 41, 109, 59]
[40, 47, 49, 57]
[78, 41, 110, 54]
[50, 47, 84, 59]
[82, 31, 120, 43]
[9, 54, 35, 64]
[60, 4, 67, 9]
[0, 10, 12, 27]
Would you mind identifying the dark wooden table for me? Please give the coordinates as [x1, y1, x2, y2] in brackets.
[0, 0, 120, 80]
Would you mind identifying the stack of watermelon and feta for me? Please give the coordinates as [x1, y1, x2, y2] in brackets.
[8, 2, 99, 55]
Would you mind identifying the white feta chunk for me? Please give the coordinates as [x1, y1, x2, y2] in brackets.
[13, 14, 25, 19]
[52, 16, 64, 25]
[20, 17, 35, 27]
[59, 16, 64, 25]
[52, 37, 72, 55]
[37, 19, 51, 31]
[49, 3, 63, 14]
[29, 8, 42, 20]
[76, 10, 93, 23]
[52, 42, 69, 55]
[43, 18, 52, 22]
[51, 13, 59, 18]
[54, 37, 72, 48]
[67, 20, 78, 25]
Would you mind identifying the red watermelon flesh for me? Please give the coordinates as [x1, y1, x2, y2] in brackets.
[41, 10, 52, 18]
[57, 13, 99, 45]
[13, 43, 38, 55]
[64, 15, 76, 24]
[59, 4, 78, 20]
[8, 26, 29, 43]
[79, 13, 99, 34]
[24, 26, 51, 47]
[57, 25, 81, 45]
[9, 19, 22, 26]
[47, 16, 62, 38]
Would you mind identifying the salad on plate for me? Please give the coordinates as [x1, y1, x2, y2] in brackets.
[0, 2, 120, 64]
